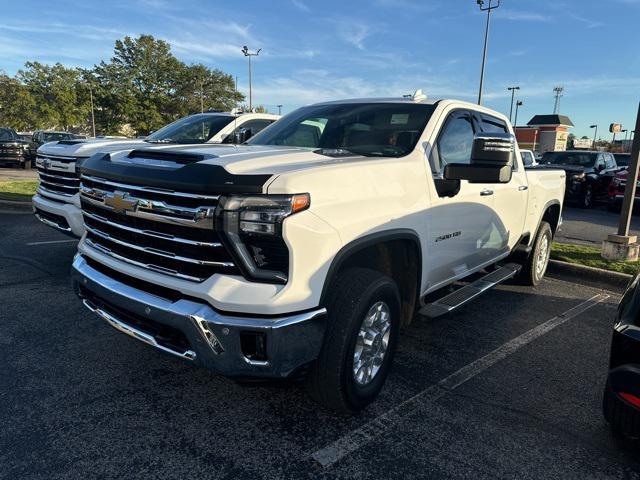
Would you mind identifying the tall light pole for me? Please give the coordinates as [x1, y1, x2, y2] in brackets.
[277, 104, 282, 115]
[476, 0, 500, 105]
[88, 84, 96, 138]
[507, 86, 520, 122]
[623, 129, 629, 151]
[553, 86, 564, 114]
[514, 100, 523, 127]
[241, 45, 261, 111]
[590, 124, 598, 149]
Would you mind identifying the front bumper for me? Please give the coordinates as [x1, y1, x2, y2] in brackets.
[32, 192, 84, 237]
[71, 254, 327, 378]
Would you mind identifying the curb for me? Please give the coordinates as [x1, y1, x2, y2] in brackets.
[547, 259, 632, 291]
[0, 198, 32, 212]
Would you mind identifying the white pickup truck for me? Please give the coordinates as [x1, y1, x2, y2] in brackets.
[71, 93, 565, 412]
[32, 112, 279, 236]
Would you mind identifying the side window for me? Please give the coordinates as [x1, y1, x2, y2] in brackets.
[435, 112, 475, 173]
[239, 119, 274, 135]
[596, 154, 605, 169]
[480, 114, 508, 134]
[521, 151, 533, 166]
[605, 153, 616, 169]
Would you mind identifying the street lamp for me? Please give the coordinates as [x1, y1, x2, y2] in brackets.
[476, 0, 500, 105]
[277, 104, 282, 115]
[623, 129, 629, 151]
[507, 86, 520, 123]
[514, 100, 523, 127]
[590, 124, 598, 149]
[88, 84, 96, 138]
[241, 45, 261, 111]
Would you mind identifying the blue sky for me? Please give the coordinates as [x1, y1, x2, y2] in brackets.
[1, 0, 639, 138]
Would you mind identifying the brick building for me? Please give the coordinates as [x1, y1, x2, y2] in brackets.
[514, 114, 574, 153]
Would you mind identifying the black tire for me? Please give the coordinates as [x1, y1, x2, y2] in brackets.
[603, 381, 640, 441]
[520, 221, 552, 286]
[306, 267, 401, 413]
[581, 185, 593, 209]
[22, 159, 31, 170]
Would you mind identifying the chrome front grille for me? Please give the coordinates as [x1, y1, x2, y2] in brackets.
[79, 174, 238, 282]
[36, 155, 79, 197]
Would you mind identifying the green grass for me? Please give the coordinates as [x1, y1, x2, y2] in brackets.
[0, 180, 38, 202]
[551, 241, 640, 276]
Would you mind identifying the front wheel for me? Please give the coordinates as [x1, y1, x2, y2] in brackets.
[520, 221, 552, 286]
[306, 267, 401, 413]
[581, 185, 593, 208]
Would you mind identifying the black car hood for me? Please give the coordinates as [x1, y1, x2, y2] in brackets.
[0, 140, 29, 147]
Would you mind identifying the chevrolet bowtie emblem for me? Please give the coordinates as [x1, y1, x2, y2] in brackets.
[104, 190, 139, 214]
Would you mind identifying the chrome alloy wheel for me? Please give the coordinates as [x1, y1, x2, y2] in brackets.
[353, 301, 391, 386]
[536, 234, 550, 277]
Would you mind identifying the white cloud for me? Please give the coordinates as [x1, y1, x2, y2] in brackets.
[336, 22, 372, 50]
[291, 0, 311, 12]
[495, 10, 552, 22]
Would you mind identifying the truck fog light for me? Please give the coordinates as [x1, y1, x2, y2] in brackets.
[240, 331, 268, 362]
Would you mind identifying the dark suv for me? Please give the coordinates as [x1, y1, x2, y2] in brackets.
[542, 150, 618, 208]
[0, 127, 31, 169]
[27, 130, 83, 163]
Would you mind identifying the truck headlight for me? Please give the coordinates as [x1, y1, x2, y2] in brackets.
[215, 194, 310, 283]
[571, 172, 586, 182]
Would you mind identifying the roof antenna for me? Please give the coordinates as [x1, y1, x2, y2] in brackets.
[412, 89, 427, 102]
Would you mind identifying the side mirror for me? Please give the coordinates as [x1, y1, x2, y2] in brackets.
[444, 132, 515, 184]
[233, 128, 253, 144]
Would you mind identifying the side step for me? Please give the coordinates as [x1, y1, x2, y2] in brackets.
[419, 263, 522, 319]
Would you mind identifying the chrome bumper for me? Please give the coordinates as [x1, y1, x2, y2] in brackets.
[71, 255, 327, 378]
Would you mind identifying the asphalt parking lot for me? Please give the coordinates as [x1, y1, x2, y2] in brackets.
[2, 210, 640, 480]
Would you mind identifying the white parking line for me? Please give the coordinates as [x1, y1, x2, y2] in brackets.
[311, 293, 610, 468]
[26, 239, 78, 246]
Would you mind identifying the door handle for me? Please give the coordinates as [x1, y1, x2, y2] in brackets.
[480, 189, 494, 196]
[518, 185, 528, 191]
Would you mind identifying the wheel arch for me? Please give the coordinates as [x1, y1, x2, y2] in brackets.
[320, 229, 423, 326]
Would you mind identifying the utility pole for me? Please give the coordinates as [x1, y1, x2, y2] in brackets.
[241, 46, 261, 111]
[553, 86, 564, 114]
[200, 79, 204, 114]
[277, 104, 282, 115]
[507, 86, 520, 122]
[514, 100, 523, 127]
[617, 103, 640, 237]
[590, 124, 598, 149]
[476, 0, 500, 105]
[89, 85, 96, 138]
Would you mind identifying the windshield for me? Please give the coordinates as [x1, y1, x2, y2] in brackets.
[146, 114, 236, 144]
[43, 132, 72, 142]
[521, 151, 534, 166]
[615, 154, 630, 167]
[0, 128, 17, 141]
[247, 102, 435, 157]
[543, 151, 597, 166]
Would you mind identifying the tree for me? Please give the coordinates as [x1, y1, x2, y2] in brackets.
[17, 62, 91, 130]
[0, 72, 37, 130]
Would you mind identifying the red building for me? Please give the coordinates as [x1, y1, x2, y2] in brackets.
[515, 114, 574, 153]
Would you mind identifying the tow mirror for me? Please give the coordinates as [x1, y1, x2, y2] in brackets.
[444, 132, 515, 184]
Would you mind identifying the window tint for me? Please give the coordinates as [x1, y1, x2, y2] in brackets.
[146, 114, 235, 144]
[248, 103, 435, 157]
[437, 114, 475, 169]
[521, 151, 534, 166]
[480, 114, 508, 134]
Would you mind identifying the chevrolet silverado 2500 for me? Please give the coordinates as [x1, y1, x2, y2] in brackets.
[71, 94, 565, 412]
[32, 111, 278, 236]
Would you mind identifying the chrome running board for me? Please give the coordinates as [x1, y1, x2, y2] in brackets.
[420, 263, 521, 318]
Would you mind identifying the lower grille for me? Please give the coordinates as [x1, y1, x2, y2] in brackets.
[34, 207, 71, 231]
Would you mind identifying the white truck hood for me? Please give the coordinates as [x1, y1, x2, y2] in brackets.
[115, 144, 378, 176]
[38, 138, 148, 158]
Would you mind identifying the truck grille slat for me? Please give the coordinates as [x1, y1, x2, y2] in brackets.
[80, 175, 239, 282]
[36, 155, 80, 196]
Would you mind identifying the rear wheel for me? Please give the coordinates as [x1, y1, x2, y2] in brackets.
[520, 221, 552, 286]
[581, 185, 593, 208]
[22, 159, 31, 170]
[306, 267, 401, 413]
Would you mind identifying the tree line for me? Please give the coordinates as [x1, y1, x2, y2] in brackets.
[0, 35, 245, 136]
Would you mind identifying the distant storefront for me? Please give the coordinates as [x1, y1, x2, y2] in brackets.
[515, 114, 574, 153]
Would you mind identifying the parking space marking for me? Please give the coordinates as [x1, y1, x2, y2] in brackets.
[26, 239, 78, 246]
[311, 293, 610, 468]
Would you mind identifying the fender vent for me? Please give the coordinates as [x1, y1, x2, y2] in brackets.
[57, 140, 86, 145]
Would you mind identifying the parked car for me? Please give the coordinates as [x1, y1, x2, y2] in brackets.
[71, 94, 566, 412]
[603, 274, 640, 440]
[32, 111, 279, 236]
[520, 149, 538, 167]
[0, 127, 31, 169]
[27, 130, 82, 163]
[542, 150, 618, 208]
[608, 168, 640, 211]
[614, 153, 631, 169]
